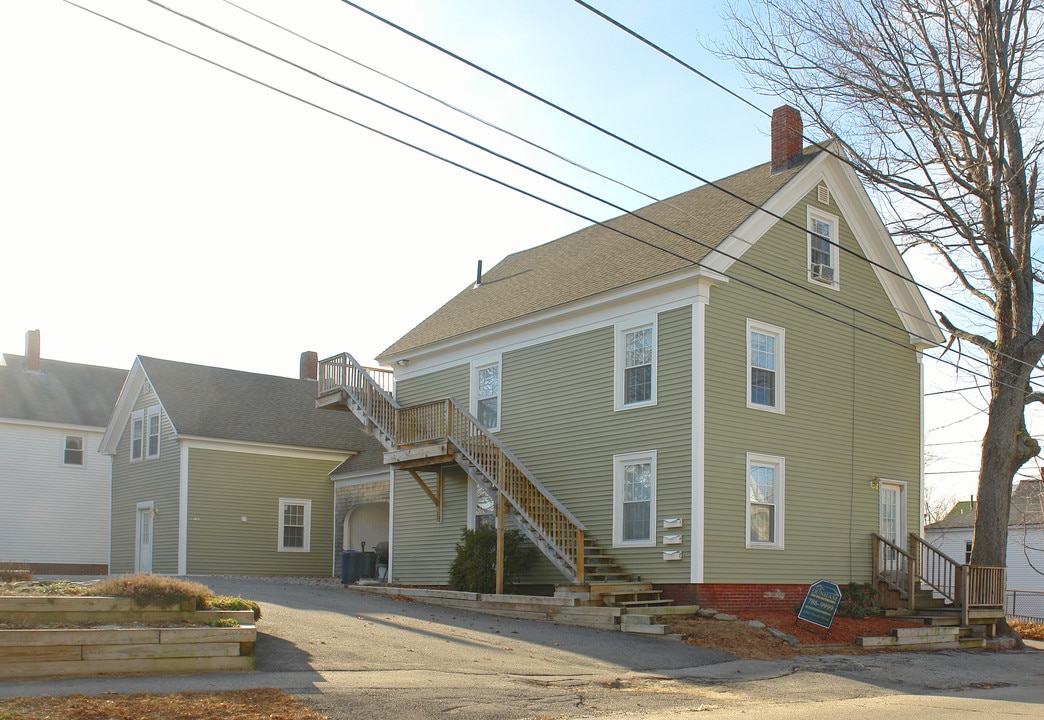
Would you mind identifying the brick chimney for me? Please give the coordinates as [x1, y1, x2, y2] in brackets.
[300, 351, 318, 381]
[771, 105, 804, 174]
[24, 329, 41, 372]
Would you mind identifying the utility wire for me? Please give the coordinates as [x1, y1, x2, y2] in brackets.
[570, 0, 1044, 371]
[132, 0, 1027, 394]
[61, 0, 1035, 396]
[342, 0, 1042, 378]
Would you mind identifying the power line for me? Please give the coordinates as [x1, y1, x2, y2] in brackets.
[569, 0, 1040, 361]
[131, 0, 1028, 395]
[65, 0, 1039, 399]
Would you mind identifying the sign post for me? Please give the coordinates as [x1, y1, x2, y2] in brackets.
[796, 580, 842, 637]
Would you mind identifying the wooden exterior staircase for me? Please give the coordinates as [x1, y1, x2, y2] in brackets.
[872, 532, 1005, 637]
[316, 352, 611, 586]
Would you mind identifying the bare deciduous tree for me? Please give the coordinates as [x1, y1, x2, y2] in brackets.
[721, 0, 1044, 568]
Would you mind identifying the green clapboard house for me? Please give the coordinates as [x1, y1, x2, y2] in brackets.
[318, 106, 944, 610]
[102, 354, 384, 577]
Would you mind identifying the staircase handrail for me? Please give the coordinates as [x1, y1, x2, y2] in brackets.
[872, 532, 915, 601]
[444, 398, 587, 531]
[319, 353, 587, 580]
[319, 353, 398, 449]
[908, 533, 962, 603]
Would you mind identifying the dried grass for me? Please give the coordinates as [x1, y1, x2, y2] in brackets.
[0, 688, 324, 720]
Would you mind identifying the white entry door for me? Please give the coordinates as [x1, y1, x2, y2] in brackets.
[136, 502, 154, 574]
[878, 481, 906, 546]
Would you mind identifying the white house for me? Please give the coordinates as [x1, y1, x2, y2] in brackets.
[0, 331, 127, 573]
[925, 477, 1044, 598]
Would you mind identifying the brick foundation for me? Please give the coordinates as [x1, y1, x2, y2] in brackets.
[19, 563, 109, 576]
[655, 583, 811, 613]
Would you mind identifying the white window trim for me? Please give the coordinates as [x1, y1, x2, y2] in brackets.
[470, 355, 502, 433]
[746, 319, 785, 414]
[745, 453, 785, 550]
[614, 316, 658, 411]
[612, 450, 657, 548]
[63, 435, 85, 467]
[807, 205, 840, 289]
[278, 497, 312, 552]
[130, 409, 145, 462]
[146, 405, 161, 459]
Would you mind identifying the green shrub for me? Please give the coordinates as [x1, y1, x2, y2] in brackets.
[839, 582, 878, 619]
[205, 595, 262, 621]
[0, 562, 32, 583]
[89, 575, 214, 609]
[204, 617, 241, 628]
[448, 526, 534, 594]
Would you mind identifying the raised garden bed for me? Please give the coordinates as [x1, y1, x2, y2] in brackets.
[0, 596, 256, 680]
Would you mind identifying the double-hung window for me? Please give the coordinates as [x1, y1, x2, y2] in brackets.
[131, 406, 162, 461]
[615, 318, 656, 410]
[613, 451, 656, 547]
[807, 206, 840, 287]
[130, 410, 145, 461]
[146, 406, 161, 459]
[278, 498, 311, 552]
[746, 453, 784, 549]
[746, 320, 785, 413]
[64, 436, 84, 466]
[471, 358, 501, 432]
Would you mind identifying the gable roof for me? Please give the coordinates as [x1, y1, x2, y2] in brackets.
[100, 356, 382, 455]
[378, 149, 821, 362]
[926, 479, 1044, 530]
[0, 353, 127, 428]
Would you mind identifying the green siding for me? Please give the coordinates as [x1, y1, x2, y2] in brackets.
[185, 448, 339, 576]
[109, 385, 180, 574]
[389, 307, 693, 585]
[702, 187, 922, 583]
[387, 188, 924, 589]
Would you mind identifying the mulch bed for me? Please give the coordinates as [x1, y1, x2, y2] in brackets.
[736, 608, 925, 646]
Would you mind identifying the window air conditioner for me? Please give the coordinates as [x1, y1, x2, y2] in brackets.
[811, 263, 835, 282]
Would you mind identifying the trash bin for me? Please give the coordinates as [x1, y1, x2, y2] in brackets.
[341, 549, 378, 585]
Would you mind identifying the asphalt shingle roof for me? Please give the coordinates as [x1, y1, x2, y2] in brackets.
[379, 149, 820, 360]
[0, 354, 127, 427]
[137, 356, 383, 454]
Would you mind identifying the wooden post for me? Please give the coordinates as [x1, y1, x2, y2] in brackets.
[495, 492, 506, 595]
[576, 529, 585, 584]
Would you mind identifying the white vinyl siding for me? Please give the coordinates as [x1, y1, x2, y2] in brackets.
[746, 453, 784, 549]
[0, 422, 111, 565]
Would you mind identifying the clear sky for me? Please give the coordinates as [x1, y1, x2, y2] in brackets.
[0, 0, 1028, 501]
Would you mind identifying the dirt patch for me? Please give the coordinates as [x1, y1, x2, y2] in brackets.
[0, 688, 323, 720]
[664, 609, 927, 660]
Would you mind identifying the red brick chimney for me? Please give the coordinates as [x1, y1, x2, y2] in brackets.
[24, 329, 41, 372]
[771, 105, 804, 174]
[300, 351, 318, 381]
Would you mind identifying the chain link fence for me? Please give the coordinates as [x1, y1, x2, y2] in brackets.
[1006, 590, 1044, 623]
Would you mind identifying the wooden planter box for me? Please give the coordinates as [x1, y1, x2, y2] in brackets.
[0, 597, 256, 680]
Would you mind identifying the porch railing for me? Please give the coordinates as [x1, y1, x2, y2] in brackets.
[318, 352, 587, 583]
[874, 532, 1005, 625]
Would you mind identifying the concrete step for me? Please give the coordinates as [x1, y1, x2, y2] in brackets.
[620, 622, 669, 635]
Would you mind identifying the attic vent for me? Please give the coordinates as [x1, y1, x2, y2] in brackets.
[143, 381, 153, 396]
[817, 184, 831, 205]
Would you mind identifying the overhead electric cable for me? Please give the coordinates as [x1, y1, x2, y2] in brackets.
[59, 0, 1032, 395]
[343, 0, 1038, 373]
[570, 0, 1044, 362]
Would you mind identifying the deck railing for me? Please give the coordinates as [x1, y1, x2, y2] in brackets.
[317, 352, 587, 583]
[874, 532, 1005, 625]
[872, 533, 915, 606]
